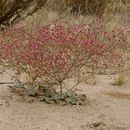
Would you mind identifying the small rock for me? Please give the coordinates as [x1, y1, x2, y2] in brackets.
[88, 121, 105, 128]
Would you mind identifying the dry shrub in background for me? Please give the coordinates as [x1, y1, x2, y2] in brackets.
[0, 19, 130, 105]
[0, 0, 47, 29]
[47, 0, 130, 18]
[47, 0, 107, 16]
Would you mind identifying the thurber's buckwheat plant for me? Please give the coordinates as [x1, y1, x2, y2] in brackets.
[0, 20, 130, 105]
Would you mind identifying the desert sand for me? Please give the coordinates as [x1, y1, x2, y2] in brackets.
[0, 71, 130, 130]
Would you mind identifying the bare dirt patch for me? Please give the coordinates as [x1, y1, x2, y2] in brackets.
[0, 73, 130, 130]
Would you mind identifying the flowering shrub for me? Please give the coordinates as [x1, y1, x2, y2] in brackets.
[0, 20, 130, 96]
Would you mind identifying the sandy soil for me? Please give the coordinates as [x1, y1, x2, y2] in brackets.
[0, 71, 130, 130]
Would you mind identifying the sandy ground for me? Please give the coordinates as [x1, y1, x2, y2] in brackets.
[0, 71, 130, 130]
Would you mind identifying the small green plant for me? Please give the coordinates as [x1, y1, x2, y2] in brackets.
[9, 82, 87, 106]
[39, 87, 87, 106]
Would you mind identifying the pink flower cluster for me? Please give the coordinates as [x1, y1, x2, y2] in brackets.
[0, 20, 129, 86]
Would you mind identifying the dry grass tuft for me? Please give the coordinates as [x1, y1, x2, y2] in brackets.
[112, 73, 126, 86]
